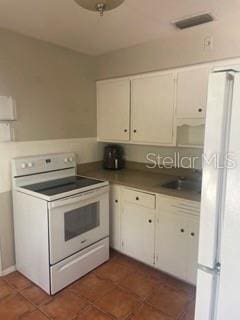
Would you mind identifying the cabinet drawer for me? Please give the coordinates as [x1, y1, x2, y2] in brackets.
[157, 195, 200, 216]
[122, 188, 156, 209]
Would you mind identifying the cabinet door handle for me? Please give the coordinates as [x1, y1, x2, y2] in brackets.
[148, 219, 152, 224]
[133, 129, 137, 133]
[190, 232, 195, 237]
[180, 229, 185, 233]
[198, 108, 203, 113]
[124, 129, 128, 133]
[115, 200, 118, 203]
[136, 197, 139, 201]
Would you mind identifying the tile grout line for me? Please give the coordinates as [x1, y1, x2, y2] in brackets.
[18, 290, 52, 320]
[0, 255, 196, 320]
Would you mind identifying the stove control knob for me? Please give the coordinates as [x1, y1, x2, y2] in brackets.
[64, 158, 68, 163]
[21, 163, 27, 169]
[28, 162, 33, 168]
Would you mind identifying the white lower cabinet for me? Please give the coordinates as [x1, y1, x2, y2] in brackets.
[109, 185, 200, 285]
[109, 185, 121, 251]
[155, 195, 200, 284]
[186, 215, 200, 284]
[155, 211, 188, 280]
[120, 188, 155, 265]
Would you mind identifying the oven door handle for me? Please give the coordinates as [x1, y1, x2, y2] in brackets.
[48, 186, 109, 209]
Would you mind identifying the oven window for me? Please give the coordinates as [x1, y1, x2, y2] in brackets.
[64, 202, 100, 241]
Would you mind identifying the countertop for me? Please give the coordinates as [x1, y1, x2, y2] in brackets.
[77, 162, 201, 202]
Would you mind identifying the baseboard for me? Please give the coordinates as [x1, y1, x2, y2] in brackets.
[0, 265, 16, 276]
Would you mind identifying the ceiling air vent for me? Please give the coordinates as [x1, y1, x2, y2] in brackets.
[174, 13, 214, 30]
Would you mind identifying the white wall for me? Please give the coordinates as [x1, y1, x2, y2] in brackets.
[118, 144, 203, 170]
[0, 28, 97, 142]
[0, 137, 102, 193]
[96, 16, 240, 79]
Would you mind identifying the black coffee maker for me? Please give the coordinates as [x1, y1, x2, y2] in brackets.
[103, 145, 125, 170]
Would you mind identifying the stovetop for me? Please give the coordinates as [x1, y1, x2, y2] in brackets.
[22, 176, 105, 196]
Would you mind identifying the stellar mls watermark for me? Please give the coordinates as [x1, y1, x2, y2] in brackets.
[145, 152, 237, 169]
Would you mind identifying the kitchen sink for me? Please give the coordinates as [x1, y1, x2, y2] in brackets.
[162, 178, 202, 194]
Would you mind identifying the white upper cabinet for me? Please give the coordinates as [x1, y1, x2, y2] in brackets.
[176, 67, 210, 119]
[97, 79, 130, 141]
[131, 73, 175, 145]
[97, 64, 211, 146]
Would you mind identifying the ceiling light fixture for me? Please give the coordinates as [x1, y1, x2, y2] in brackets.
[74, 0, 125, 16]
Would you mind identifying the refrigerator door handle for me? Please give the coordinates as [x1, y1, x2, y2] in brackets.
[214, 72, 240, 320]
[198, 263, 221, 274]
[198, 72, 234, 269]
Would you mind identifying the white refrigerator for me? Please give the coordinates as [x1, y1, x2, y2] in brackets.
[195, 69, 240, 320]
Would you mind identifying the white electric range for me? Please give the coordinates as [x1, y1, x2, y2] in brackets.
[12, 153, 109, 295]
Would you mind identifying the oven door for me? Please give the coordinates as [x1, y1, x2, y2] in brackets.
[48, 186, 109, 265]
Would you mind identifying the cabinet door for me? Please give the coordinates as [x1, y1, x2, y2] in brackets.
[131, 73, 175, 145]
[186, 216, 200, 285]
[155, 211, 188, 281]
[121, 202, 155, 266]
[176, 67, 209, 118]
[109, 185, 121, 251]
[97, 79, 130, 141]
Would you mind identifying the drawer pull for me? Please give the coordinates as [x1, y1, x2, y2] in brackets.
[115, 200, 118, 203]
[180, 229, 185, 233]
[191, 232, 195, 237]
[136, 197, 139, 201]
[59, 244, 104, 272]
[124, 129, 128, 133]
[148, 219, 152, 224]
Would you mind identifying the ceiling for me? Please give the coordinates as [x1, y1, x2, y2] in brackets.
[0, 0, 239, 55]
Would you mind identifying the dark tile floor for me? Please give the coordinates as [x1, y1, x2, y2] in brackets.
[0, 251, 196, 320]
